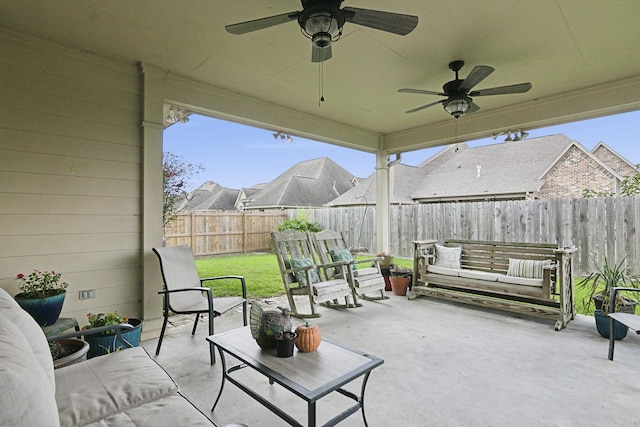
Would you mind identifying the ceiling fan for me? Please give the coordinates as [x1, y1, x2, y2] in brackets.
[399, 61, 532, 118]
[225, 0, 419, 62]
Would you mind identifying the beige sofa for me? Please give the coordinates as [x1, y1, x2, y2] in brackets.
[0, 288, 214, 427]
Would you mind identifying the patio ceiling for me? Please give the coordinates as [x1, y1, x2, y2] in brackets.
[2, 1, 640, 154]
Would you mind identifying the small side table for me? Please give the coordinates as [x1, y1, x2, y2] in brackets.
[43, 317, 80, 337]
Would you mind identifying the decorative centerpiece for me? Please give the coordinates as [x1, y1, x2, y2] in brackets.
[249, 301, 292, 349]
[14, 270, 69, 326]
[294, 321, 321, 353]
[82, 311, 142, 358]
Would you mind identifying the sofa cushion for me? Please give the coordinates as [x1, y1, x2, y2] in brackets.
[457, 269, 503, 282]
[434, 244, 462, 269]
[55, 347, 179, 427]
[497, 275, 545, 287]
[0, 287, 55, 390]
[507, 258, 550, 279]
[426, 265, 460, 277]
[82, 393, 213, 426]
[0, 311, 60, 427]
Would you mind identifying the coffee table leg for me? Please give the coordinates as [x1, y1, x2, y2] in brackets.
[308, 401, 316, 427]
[360, 371, 372, 427]
[211, 346, 227, 412]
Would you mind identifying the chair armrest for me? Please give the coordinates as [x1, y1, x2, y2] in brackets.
[609, 287, 640, 312]
[47, 323, 136, 348]
[201, 276, 248, 299]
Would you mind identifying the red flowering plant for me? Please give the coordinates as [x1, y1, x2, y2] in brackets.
[15, 270, 69, 299]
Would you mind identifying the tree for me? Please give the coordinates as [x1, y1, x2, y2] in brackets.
[582, 164, 640, 198]
[163, 153, 204, 228]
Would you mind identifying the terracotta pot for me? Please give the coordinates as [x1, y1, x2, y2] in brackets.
[390, 276, 410, 296]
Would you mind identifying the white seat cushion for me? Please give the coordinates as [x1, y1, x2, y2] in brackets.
[426, 265, 460, 277]
[55, 347, 179, 426]
[497, 275, 544, 287]
[457, 269, 503, 282]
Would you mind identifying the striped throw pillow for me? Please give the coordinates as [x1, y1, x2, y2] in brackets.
[506, 258, 550, 279]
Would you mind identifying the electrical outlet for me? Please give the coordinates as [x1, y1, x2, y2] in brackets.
[79, 290, 96, 300]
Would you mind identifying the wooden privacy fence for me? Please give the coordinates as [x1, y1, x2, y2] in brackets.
[164, 211, 285, 256]
[290, 196, 640, 276]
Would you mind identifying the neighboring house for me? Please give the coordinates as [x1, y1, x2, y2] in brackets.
[330, 134, 636, 205]
[327, 163, 424, 207]
[178, 181, 241, 211]
[240, 157, 357, 210]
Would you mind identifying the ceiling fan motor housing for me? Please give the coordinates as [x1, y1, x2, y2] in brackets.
[299, 3, 345, 48]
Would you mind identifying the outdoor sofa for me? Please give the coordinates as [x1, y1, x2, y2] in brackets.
[0, 287, 215, 426]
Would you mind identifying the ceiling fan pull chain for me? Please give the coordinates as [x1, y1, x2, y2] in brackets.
[319, 62, 325, 106]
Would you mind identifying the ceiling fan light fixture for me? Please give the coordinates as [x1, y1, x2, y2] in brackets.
[304, 12, 341, 47]
[443, 97, 470, 118]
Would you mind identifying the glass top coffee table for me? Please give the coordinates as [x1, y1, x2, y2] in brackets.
[207, 327, 383, 427]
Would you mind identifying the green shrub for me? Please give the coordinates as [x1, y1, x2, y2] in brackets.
[276, 217, 322, 232]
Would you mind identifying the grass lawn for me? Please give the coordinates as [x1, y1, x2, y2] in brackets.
[196, 253, 594, 316]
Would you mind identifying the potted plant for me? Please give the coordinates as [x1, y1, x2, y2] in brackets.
[49, 339, 90, 369]
[14, 270, 69, 326]
[389, 267, 412, 296]
[82, 311, 142, 358]
[576, 256, 640, 340]
[377, 252, 395, 291]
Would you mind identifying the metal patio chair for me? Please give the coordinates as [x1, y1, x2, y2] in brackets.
[607, 286, 640, 361]
[312, 229, 387, 304]
[271, 229, 354, 318]
[152, 245, 247, 364]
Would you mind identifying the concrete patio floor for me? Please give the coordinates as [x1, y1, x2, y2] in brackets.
[140, 290, 640, 427]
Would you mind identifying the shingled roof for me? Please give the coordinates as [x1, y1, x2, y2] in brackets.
[242, 157, 356, 210]
[412, 134, 582, 202]
[326, 163, 424, 207]
[180, 181, 241, 211]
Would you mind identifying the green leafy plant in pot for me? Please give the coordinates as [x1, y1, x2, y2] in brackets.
[82, 311, 142, 358]
[576, 256, 640, 340]
[14, 270, 69, 326]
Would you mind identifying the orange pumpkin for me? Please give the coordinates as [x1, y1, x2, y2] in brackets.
[294, 321, 321, 352]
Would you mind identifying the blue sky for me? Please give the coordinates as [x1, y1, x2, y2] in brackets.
[163, 110, 640, 191]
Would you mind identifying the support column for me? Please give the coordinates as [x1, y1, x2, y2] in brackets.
[375, 140, 391, 255]
[140, 64, 167, 340]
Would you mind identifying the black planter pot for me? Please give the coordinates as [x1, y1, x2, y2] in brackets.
[275, 331, 296, 358]
[594, 310, 628, 340]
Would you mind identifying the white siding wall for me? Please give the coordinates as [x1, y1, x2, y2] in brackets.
[0, 30, 143, 323]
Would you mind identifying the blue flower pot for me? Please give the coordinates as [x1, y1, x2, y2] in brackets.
[594, 310, 628, 340]
[15, 292, 66, 327]
[84, 318, 142, 358]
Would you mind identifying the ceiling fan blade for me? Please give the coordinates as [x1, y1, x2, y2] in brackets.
[406, 100, 444, 114]
[467, 100, 481, 114]
[312, 45, 332, 63]
[343, 7, 418, 35]
[225, 11, 300, 35]
[398, 88, 447, 96]
[458, 65, 495, 92]
[469, 82, 533, 96]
